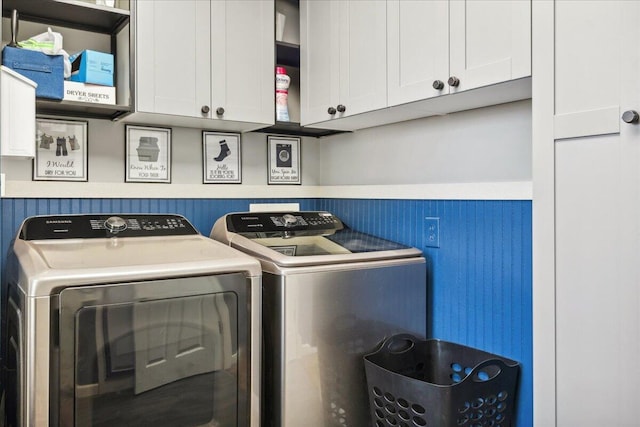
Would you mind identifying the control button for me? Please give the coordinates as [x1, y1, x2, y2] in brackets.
[282, 214, 298, 227]
[104, 216, 127, 234]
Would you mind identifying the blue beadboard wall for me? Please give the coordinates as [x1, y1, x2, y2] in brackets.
[0, 197, 532, 427]
[318, 198, 532, 427]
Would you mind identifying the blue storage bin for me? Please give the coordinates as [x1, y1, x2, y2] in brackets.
[1, 46, 64, 100]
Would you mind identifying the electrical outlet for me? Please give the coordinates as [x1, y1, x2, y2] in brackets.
[425, 217, 440, 248]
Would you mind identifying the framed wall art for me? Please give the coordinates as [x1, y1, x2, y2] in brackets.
[33, 118, 88, 181]
[125, 125, 171, 183]
[202, 131, 242, 183]
[267, 135, 301, 185]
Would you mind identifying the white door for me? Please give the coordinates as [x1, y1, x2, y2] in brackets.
[336, 0, 387, 117]
[554, 1, 640, 425]
[300, 0, 340, 125]
[449, 0, 530, 93]
[133, 294, 233, 394]
[210, 0, 274, 125]
[135, 0, 211, 117]
[387, 0, 449, 106]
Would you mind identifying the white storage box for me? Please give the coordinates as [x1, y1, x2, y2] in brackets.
[64, 80, 115, 104]
[1, 65, 37, 158]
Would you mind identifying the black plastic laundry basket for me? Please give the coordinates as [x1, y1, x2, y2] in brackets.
[364, 334, 520, 427]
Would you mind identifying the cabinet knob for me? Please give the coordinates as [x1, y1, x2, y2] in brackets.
[337, 104, 346, 113]
[433, 80, 445, 90]
[622, 110, 639, 124]
[216, 107, 225, 116]
[201, 105, 210, 114]
[448, 76, 460, 87]
[328, 107, 337, 115]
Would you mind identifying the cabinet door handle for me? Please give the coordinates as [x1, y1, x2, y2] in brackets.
[432, 80, 445, 90]
[622, 110, 639, 124]
[448, 76, 460, 87]
[328, 107, 337, 115]
[216, 107, 225, 116]
[336, 104, 346, 113]
[201, 105, 210, 114]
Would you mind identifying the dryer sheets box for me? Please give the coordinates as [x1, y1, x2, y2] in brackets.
[64, 81, 115, 104]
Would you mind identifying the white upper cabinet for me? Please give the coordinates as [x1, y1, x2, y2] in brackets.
[211, 0, 275, 125]
[387, 0, 449, 106]
[448, 0, 531, 94]
[130, 0, 274, 131]
[135, 1, 211, 119]
[300, 0, 386, 126]
[303, 0, 532, 131]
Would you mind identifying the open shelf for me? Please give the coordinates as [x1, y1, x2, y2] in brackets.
[276, 41, 300, 68]
[256, 121, 347, 138]
[2, 0, 130, 33]
[36, 99, 131, 120]
[2, 0, 132, 120]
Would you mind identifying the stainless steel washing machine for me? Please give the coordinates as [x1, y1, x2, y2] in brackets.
[211, 211, 427, 427]
[1, 214, 261, 427]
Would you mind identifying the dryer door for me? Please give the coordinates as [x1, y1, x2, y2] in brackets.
[56, 273, 249, 427]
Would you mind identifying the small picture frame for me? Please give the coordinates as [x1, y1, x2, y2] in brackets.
[34, 118, 88, 181]
[267, 135, 301, 185]
[125, 125, 171, 183]
[202, 131, 242, 184]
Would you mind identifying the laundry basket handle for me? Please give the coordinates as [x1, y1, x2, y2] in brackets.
[468, 358, 510, 383]
[381, 334, 417, 354]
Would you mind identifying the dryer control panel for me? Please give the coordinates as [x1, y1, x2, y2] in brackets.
[20, 214, 198, 240]
[226, 211, 344, 235]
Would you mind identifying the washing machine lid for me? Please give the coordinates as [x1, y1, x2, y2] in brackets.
[11, 214, 261, 296]
[212, 211, 423, 267]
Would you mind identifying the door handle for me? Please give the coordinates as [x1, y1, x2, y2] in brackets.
[622, 110, 639, 124]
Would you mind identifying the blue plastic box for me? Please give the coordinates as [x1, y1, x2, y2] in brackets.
[69, 50, 114, 86]
[1, 46, 64, 100]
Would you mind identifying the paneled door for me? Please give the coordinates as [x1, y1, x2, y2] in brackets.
[133, 294, 233, 394]
[554, 1, 640, 425]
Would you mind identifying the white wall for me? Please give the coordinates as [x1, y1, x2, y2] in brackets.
[318, 99, 532, 185]
[1, 100, 531, 200]
[1, 120, 321, 197]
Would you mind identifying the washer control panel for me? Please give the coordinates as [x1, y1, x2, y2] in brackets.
[20, 214, 198, 240]
[227, 211, 343, 234]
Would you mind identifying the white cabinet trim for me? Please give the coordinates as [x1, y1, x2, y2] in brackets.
[2, 181, 532, 200]
[554, 106, 620, 140]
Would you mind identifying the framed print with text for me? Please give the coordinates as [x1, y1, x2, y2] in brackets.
[34, 118, 88, 181]
[125, 125, 171, 183]
[203, 131, 242, 183]
[267, 135, 301, 185]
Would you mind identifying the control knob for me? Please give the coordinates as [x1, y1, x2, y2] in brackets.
[104, 216, 127, 234]
[282, 214, 298, 227]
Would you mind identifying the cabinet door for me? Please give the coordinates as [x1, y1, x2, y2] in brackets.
[337, 0, 387, 117]
[210, 0, 274, 125]
[554, 0, 623, 139]
[135, 0, 211, 117]
[555, 2, 640, 425]
[449, 0, 530, 93]
[387, 0, 449, 106]
[300, 0, 340, 125]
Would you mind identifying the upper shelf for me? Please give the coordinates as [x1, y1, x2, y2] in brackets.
[36, 99, 131, 121]
[276, 41, 300, 68]
[2, 0, 132, 120]
[2, 0, 130, 34]
[256, 121, 347, 138]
